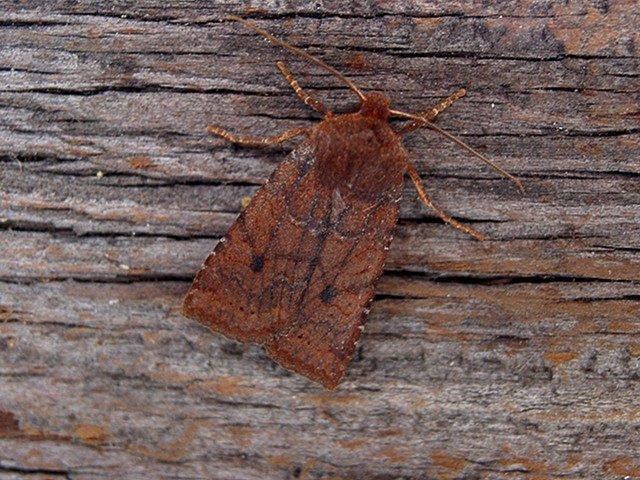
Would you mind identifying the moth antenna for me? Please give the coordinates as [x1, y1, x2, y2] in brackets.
[421, 122, 525, 193]
[226, 15, 366, 102]
[393, 109, 523, 191]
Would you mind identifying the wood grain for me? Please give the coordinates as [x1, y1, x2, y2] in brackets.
[1, 1, 639, 479]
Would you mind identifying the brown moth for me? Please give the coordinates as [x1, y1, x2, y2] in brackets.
[183, 16, 522, 389]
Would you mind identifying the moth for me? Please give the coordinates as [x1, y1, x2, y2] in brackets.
[183, 16, 522, 389]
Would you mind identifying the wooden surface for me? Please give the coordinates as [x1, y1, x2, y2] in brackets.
[1, 1, 639, 479]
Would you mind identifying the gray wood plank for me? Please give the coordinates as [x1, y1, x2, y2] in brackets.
[1, 1, 639, 479]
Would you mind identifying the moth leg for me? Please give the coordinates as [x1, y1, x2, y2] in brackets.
[206, 124, 309, 147]
[397, 88, 466, 135]
[423, 88, 467, 121]
[276, 61, 331, 115]
[406, 163, 487, 241]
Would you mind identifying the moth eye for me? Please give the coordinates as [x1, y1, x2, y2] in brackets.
[320, 285, 336, 304]
[250, 254, 264, 272]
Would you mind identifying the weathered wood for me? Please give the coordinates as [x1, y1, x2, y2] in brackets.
[1, 1, 639, 479]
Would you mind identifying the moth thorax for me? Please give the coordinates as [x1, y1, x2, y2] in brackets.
[360, 92, 390, 120]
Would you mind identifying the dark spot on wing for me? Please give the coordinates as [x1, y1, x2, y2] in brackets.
[320, 285, 336, 304]
[250, 254, 264, 273]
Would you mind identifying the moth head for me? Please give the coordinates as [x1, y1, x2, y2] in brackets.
[360, 92, 391, 120]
